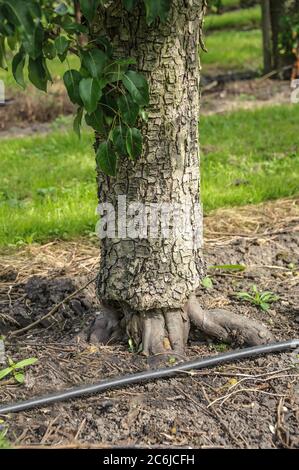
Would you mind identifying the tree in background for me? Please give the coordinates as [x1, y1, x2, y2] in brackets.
[261, 0, 299, 76]
[0, 0, 273, 357]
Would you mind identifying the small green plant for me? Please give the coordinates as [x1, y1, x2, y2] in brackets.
[0, 357, 38, 384]
[235, 285, 279, 311]
[0, 422, 10, 449]
[128, 338, 135, 353]
[168, 356, 177, 365]
[201, 276, 214, 289]
[0, 431, 10, 449]
[128, 338, 142, 354]
[212, 343, 229, 353]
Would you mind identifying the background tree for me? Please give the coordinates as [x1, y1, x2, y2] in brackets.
[261, 0, 299, 75]
[0, 0, 273, 357]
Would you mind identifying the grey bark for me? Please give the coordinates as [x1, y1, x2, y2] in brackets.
[95, 1, 205, 313]
[88, 1, 274, 354]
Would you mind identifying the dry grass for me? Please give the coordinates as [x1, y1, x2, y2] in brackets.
[204, 197, 299, 240]
[0, 197, 298, 288]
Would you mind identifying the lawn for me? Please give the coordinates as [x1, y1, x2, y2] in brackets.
[201, 105, 299, 211]
[0, 105, 298, 246]
[205, 5, 261, 31]
[0, 128, 97, 246]
[201, 29, 262, 73]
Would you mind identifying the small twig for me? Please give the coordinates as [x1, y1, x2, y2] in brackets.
[201, 386, 240, 446]
[8, 276, 96, 338]
[257, 64, 292, 83]
[74, 418, 86, 441]
[207, 387, 286, 408]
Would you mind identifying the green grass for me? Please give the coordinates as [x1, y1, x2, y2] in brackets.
[0, 55, 80, 89]
[221, 0, 241, 8]
[201, 105, 299, 211]
[0, 105, 298, 246]
[201, 29, 262, 72]
[205, 5, 261, 31]
[0, 129, 97, 246]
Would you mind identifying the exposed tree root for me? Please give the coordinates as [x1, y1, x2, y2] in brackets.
[87, 303, 123, 344]
[88, 294, 274, 360]
[186, 294, 274, 346]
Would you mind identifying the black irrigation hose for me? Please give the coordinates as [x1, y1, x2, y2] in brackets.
[0, 339, 298, 415]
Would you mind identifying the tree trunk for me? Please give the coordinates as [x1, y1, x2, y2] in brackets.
[270, 0, 285, 71]
[268, 0, 299, 77]
[89, 0, 274, 357]
[261, 0, 273, 73]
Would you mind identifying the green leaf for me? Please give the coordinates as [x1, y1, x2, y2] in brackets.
[28, 57, 49, 91]
[201, 276, 213, 289]
[81, 48, 108, 78]
[122, 70, 149, 106]
[139, 108, 148, 122]
[80, 0, 100, 24]
[235, 292, 253, 300]
[63, 69, 83, 105]
[123, 0, 137, 12]
[85, 106, 105, 132]
[117, 94, 139, 126]
[104, 58, 135, 83]
[55, 2, 68, 16]
[126, 127, 142, 160]
[14, 357, 38, 369]
[209, 264, 246, 272]
[23, 24, 44, 60]
[12, 48, 26, 89]
[260, 302, 269, 311]
[43, 40, 56, 60]
[3, 0, 35, 36]
[112, 125, 127, 155]
[14, 371, 24, 384]
[62, 21, 88, 34]
[79, 77, 102, 114]
[7, 357, 14, 366]
[0, 367, 12, 381]
[144, 0, 171, 25]
[7, 34, 17, 51]
[95, 36, 113, 57]
[0, 37, 7, 70]
[96, 141, 117, 176]
[54, 36, 69, 57]
[73, 107, 83, 138]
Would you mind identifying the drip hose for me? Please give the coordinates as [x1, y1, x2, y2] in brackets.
[0, 339, 298, 415]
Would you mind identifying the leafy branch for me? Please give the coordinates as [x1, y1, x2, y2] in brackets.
[0, 0, 171, 175]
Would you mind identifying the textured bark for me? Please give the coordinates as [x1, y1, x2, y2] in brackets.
[88, 1, 275, 355]
[95, 0, 205, 312]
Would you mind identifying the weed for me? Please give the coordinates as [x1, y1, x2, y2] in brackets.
[201, 276, 214, 289]
[235, 285, 280, 311]
[0, 357, 38, 384]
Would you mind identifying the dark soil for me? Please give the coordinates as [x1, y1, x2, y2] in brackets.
[0, 200, 298, 448]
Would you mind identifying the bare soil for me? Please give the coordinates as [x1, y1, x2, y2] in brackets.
[0, 83, 74, 135]
[0, 198, 298, 449]
[201, 78, 293, 115]
[0, 77, 293, 139]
